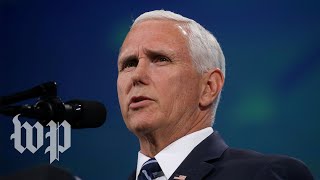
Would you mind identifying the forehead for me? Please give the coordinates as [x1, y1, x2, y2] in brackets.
[119, 20, 189, 60]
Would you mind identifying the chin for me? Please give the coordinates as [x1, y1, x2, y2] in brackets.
[127, 117, 159, 136]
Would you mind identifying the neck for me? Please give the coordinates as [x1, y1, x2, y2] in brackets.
[138, 111, 212, 157]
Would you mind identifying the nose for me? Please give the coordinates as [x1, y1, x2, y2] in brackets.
[131, 59, 150, 86]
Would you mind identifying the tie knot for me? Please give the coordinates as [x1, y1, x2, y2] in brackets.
[142, 158, 161, 172]
[138, 158, 164, 180]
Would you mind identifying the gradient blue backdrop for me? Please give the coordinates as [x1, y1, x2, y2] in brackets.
[1, 0, 319, 179]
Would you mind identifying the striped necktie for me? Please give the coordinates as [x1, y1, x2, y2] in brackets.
[138, 158, 164, 180]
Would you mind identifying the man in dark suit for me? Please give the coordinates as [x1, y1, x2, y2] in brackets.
[117, 10, 314, 180]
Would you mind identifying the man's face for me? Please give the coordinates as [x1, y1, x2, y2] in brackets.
[117, 20, 203, 136]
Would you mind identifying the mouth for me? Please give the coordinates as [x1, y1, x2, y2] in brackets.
[129, 96, 153, 109]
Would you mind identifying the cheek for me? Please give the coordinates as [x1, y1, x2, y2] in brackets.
[117, 74, 129, 95]
[117, 78, 122, 100]
[176, 75, 200, 106]
[155, 70, 199, 110]
[117, 76, 127, 111]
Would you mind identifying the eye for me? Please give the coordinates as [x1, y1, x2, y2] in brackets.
[154, 55, 171, 63]
[121, 58, 138, 71]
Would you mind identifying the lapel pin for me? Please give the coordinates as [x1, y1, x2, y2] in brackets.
[173, 175, 187, 180]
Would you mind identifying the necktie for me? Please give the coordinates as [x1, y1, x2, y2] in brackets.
[138, 158, 164, 180]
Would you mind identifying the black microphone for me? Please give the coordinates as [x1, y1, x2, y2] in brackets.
[0, 81, 57, 107]
[0, 99, 107, 129]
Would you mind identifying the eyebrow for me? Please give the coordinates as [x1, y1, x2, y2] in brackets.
[118, 47, 176, 66]
[118, 53, 137, 68]
[144, 48, 175, 58]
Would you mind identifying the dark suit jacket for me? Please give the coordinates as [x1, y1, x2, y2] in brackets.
[129, 131, 314, 180]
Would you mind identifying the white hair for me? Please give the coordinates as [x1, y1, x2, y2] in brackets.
[131, 10, 226, 123]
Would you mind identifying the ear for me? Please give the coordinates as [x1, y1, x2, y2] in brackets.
[199, 68, 224, 108]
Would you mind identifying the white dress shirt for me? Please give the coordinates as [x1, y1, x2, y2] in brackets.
[136, 127, 213, 180]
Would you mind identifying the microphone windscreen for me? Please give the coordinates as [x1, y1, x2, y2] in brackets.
[66, 100, 107, 129]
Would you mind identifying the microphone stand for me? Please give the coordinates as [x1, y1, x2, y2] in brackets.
[0, 82, 65, 126]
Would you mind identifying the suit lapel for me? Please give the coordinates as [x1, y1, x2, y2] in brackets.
[169, 131, 228, 180]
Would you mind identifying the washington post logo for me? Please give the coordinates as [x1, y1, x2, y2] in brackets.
[10, 114, 71, 163]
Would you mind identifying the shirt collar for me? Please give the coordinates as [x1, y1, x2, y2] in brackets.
[136, 127, 213, 179]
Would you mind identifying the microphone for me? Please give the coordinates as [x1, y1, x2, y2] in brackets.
[0, 99, 107, 129]
[0, 81, 57, 107]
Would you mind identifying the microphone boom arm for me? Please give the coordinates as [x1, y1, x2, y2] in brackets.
[0, 81, 57, 107]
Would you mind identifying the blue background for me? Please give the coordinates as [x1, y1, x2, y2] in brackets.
[1, 0, 319, 179]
